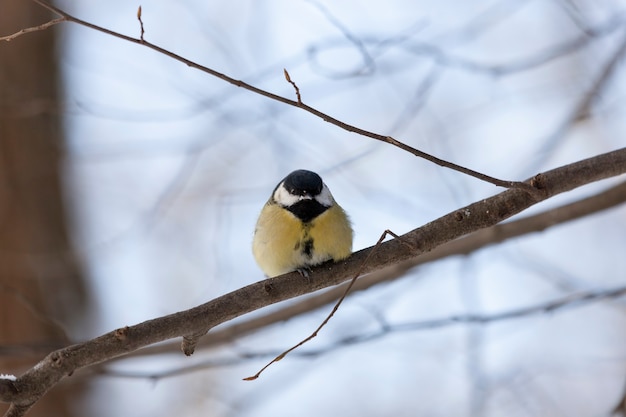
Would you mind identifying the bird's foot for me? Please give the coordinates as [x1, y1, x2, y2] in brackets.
[296, 267, 312, 280]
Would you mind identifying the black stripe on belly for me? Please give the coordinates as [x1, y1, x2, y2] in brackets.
[293, 236, 314, 259]
[302, 238, 314, 257]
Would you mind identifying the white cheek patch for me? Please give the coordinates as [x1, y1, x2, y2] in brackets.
[273, 183, 302, 206]
[315, 184, 334, 207]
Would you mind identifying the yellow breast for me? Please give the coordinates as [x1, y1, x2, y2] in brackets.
[252, 202, 353, 277]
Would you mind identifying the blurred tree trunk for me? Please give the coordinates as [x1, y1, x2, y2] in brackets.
[0, 0, 90, 415]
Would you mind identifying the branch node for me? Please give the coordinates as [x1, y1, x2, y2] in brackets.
[530, 173, 546, 190]
[49, 351, 63, 368]
[181, 330, 208, 356]
[383, 229, 418, 253]
[114, 326, 130, 341]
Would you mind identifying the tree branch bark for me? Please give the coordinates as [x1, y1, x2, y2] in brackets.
[1, 147, 625, 416]
[116, 177, 626, 360]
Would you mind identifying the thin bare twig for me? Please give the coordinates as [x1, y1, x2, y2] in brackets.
[136, 6, 144, 42]
[94, 283, 626, 380]
[244, 229, 406, 380]
[0, 18, 64, 42]
[31, 0, 531, 191]
[283, 69, 302, 103]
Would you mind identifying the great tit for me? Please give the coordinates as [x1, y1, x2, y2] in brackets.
[252, 169, 353, 277]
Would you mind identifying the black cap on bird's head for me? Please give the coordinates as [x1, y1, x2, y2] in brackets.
[282, 169, 323, 197]
[272, 169, 335, 222]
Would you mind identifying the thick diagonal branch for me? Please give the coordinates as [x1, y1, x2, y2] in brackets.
[1, 148, 625, 416]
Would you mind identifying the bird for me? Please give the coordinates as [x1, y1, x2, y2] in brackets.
[252, 169, 353, 277]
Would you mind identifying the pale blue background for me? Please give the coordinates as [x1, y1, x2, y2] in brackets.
[56, 1, 626, 415]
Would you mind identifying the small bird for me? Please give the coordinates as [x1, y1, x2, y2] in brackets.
[252, 169, 353, 277]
